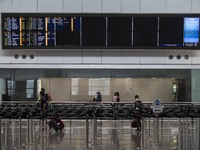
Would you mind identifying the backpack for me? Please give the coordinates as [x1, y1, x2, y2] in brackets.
[93, 93, 102, 102]
[44, 93, 52, 102]
[134, 100, 143, 112]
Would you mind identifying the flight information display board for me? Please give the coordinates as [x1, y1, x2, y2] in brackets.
[1, 13, 200, 49]
[2, 15, 81, 48]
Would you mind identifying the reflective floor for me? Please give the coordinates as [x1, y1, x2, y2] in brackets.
[0, 118, 199, 150]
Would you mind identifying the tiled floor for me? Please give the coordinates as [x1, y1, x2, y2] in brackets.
[0, 118, 199, 150]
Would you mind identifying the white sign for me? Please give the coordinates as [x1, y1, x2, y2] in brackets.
[151, 99, 164, 113]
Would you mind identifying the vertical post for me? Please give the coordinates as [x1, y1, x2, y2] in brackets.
[85, 116, 89, 149]
[19, 116, 21, 149]
[30, 118, 33, 144]
[141, 117, 146, 149]
[185, 117, 188, 150]
[40, 118, 43, 150]
[178, 122, 181, 150]
[196, 118, 200, 150]
[148, 117, 151, 137]
[43, 118, 46, 136]
[0, 116, 1, 150]
[182, 117, 185, 150]
[153, 116, 159, 146]
[27, 119, 30, 145]
[32, 119, 35, 142]
[93, 116, 97, 150]
[70, 119, 72, 150]
[160, 117, 163, 145]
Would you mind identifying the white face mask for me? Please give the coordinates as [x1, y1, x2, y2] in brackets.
[135, 98, 139, 101]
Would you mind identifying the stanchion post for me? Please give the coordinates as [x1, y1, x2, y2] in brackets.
[196, 118, 200, 150]
[93, 115, 97, 150]
[148, 117, 151, 137]
[153, 115, 159, 146]
[141, 117, 146, 149]
[30, 118, 33, 143]
[0, 116, 1, 150]
[85, 115, 89, 149]
[19, 116, 21, 149]
[27, 118, 30, 145]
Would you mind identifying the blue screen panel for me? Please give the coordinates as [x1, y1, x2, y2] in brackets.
[184, 18, 199, 43]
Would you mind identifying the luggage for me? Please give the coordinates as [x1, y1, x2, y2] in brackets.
[48, 118, 65, 132]
[131, 118, 139, 128]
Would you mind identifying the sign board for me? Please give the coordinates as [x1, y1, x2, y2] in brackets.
[150, 99, 164, 113]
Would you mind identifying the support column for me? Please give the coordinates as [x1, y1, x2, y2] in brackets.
[0, 78, 6, 102]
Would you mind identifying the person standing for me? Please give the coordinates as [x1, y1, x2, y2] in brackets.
[112, 92, 120, 102]
[41, 88, 52, 103]
[132, 95, 143, 131]
[39, 91, 47, 114]
[93, 92, 102, 102]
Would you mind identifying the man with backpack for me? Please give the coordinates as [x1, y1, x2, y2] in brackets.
[93, 92, 102, 102]
[132, 95, 143, 131]
[41, 88, 52, 103]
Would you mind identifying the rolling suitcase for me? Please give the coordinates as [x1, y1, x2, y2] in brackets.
[48, 118, 65, 131]
[131, 118, 139, 128]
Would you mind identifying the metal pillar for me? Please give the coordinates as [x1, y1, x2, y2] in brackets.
[27, 119, 30, 145]
[141, 117, 147, 149]
[196, 118, 200, 150]
[153, 116, 159, 146]
[93, 117, 97, 150]
[19, 116, 22, 149]
[85, 116, 89, 149]
[0, 116, 1, 150]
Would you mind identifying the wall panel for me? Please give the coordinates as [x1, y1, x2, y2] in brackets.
[121, 0, 141, 13]
[12, 0, 37, 12]
[141, 0, 166, 13]
[192, 0, 200, 13]
[0, 0, 12, 12]
[0, 51, 12, 63]
[37, 51, 62, 63]
[102, 51, 121, 64]
[63, 0, 83, 12]
[140, 51, 166, 64]
[83, 51, 102, 64]
[192, 51, 200, 64]
[62, 51, 82, 64]
[166, 0, 191, 13]
[83, 0, 102, 12]
[120, 51, 140, 64]
[38, 0, 63, 12]
[102, 0, 121, 13]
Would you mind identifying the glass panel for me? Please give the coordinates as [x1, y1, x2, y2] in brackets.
[0, 69, 192, 102]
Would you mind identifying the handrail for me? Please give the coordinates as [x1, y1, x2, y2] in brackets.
[0, 101, 199, 106]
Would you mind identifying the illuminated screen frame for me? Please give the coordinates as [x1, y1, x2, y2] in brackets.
[1, 13, 200, 50]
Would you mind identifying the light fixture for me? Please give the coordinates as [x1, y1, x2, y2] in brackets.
[14, 54, 19, 59]
[184, 55, 189, 59]
[176, 55, 181, 60]
[22, 55, 26, 59]
[30, 55, 34, 59]
[169, 55, 173, 60]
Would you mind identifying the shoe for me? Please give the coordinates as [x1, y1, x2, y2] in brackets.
[136, 129, 141, 132]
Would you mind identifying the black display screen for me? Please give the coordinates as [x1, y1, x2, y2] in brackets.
[107, 17, 132, 46]
[2, 13, 200, 49]
[133, 17, 158, 47]
[82, 17, 106, 46]
[159, 17, 184, 47]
